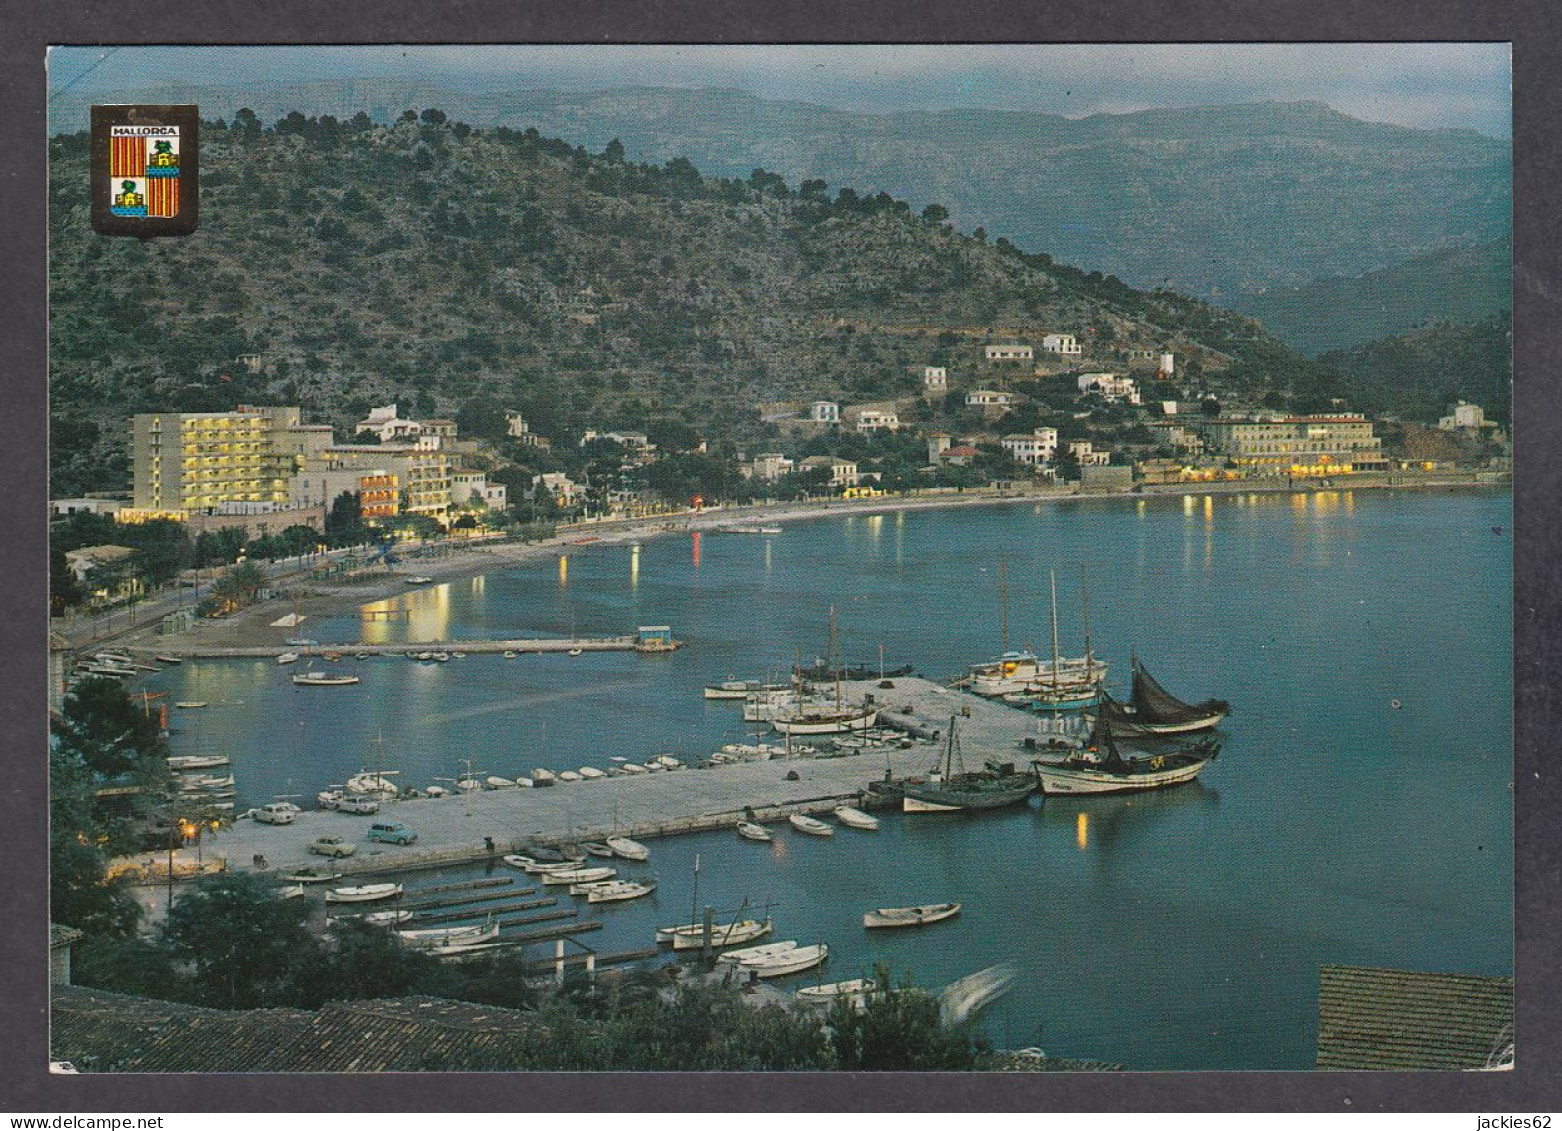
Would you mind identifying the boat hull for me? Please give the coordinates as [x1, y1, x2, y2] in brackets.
[771, 709, 878, 736]
[1032, 757, 1211, 795]
[863, 903, 961, 929]
[901, 778, 1035, 813]
[668, 920, 772, 950]
[1089, 710, 1228, 736]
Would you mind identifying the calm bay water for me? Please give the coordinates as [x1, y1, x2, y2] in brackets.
[142, 488, 1513, 1069]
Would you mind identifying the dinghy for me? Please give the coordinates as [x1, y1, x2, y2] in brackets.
[579, 766, 607, 780]
[396, 920, 498, 949]
[668, 918, 772, 951]
[581, 842, 616, 858]
[540, 866, 616, 886]
[360, 909, 414, 924]
[577, 880, 657, 903]
[796, 978, 876, 1009]
[716, 940, 798, 965]
[740, 943, 828, 979]
[788, 814, 834, 837]
[863, 902, 962, 929]
[325, 882, 403, 904]
[832, 806, 880, 831]
[736, 821, 773, 842]
[607, 836, 650, 861]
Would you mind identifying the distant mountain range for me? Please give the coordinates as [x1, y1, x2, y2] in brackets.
[1229, 238, 1511, 356]
[50, 82, 1511, 300]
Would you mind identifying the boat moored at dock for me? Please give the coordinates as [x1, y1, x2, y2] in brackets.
[832, 806, 879, 831]
[740, 943, 828, 979]
[863, 902, 961, 929]
[1031, 697, 1220, 795]
[606, 836, 650, 861]
[1087, 658, 1231, 736]
[292, 670, 361, 686]
[788, 814, 834, 837]
[325, 882, 403, 904]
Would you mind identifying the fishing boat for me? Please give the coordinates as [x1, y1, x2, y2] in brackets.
[704, 680, 760, 700]
[581, 842, 616, 858]
[901, 717, 1037, 813]
[325, 882, 403, 904]
[276, 653, 301, 666]
[606, 836, 650, 861]
[1004, 569, 1105, 711]
[736, 821, 773, 842]
[174, 701, 208, 710]
[292, 670, 361, 686]
[179, 773, 234, 791]
[396, 919, 499, 950]
[167, 755, 229, 770]
[282, 868, 343, 884]
[771, 703, 878, 736]
[578, 880, 657, 903]
[513, 776, 535, 789]
[541, 866, 616, 886]
[1088, 658, 1231, 736]
[863, 902, 962, 929]
[788, 814, 834, 837]
[667, 918, 772, 951]
[716, 940, 798, 965]
[579, 766, 607, 780]
[1031, 696, 1221, 795]
[361, 909, 414, 924]
[455, 776, 483, 792]
[796, 978, 875, 1009]
[155, 655, 183, 665]
[740, 943, 828, 979]
[832, 806, 880, 831]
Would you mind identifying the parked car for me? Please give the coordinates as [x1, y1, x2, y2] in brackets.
[335, 794, 380, 815]
[308, 835, 357, 858]
[252, 803, 297, 826]
[367, 822, 417, 846]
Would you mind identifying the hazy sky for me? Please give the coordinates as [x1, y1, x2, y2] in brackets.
[48, 44, 1512, 137]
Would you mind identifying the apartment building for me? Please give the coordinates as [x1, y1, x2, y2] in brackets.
[1196, 414, 1388, 476]
[130, 406, 320, 515]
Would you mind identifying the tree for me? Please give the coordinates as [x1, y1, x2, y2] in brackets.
[206, 560, 267, 614]
[58, 676, 165, 777]
[921, 203, 950, 226]
[828, 968, 985, 1070]
[50, 828, 142, 938]
[72, 934, 192, 1000]
[290, 918, 440, 1007]
[420, 108, 447, 125]
[51, 548, 84, 614]
[325, 490, 367, 547]
[602, 138, 626, 163]
[163, 872, 317, 1009]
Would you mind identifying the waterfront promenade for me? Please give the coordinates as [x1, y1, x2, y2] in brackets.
[165, 677, 1045, 881]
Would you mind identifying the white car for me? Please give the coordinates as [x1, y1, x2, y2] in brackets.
[252, 803, 297, 825]
[335, 794, 380, 815]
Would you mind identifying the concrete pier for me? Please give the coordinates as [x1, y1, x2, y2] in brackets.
[170, 677, 1048, 881]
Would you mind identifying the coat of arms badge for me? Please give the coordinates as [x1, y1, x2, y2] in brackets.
[91, 104, 199, 236]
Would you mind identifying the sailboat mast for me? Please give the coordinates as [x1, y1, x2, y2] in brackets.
[1080, 563, 1095, 671]
[999, 556, 1009, 654]
[1049, 569, 1061, 693]
[830, 605, 841, 710]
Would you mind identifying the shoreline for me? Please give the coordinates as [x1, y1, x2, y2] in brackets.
[115, 471, 1508, 653]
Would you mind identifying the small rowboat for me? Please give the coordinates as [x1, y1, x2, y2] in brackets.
[167, 755, 229, 770]
[740, 943, 828, 979]
[532, 768, 557, 785]
[579, 766, 607, 780]
[621, 763, 648, 775]
[796, 978, 875, 1008]
[541, 866, 616, 886]
[155, 655, 183, 665]
[558, 770, 582, 783]
[276, 653, 300, 666]
[292, 671, 360, 686]
[361, 909, 413, 924]
[716, 940, 798, 965]
[281, 884, 305, 900]
[581, 842, 616, 858]
[736, 821, 773, 842]
[862, 902, 961, 929]
[833, 806, 880, 831]
[577, 880, 657, 903]
[397, 920, 498, 949]
[485, 776, 516, 789]
[788, 814, 834, 837]
[667, 918, 772, 951]
[174, 701, 208, 710]
[607, 836, 650, 861]
[502, 854, 585, 874]
[325, 882, 403, 904]
[282, 869, 342, 884]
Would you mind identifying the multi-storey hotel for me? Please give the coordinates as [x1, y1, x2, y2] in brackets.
[1195, 414, 1388, 476]
[129, 406, 328, 516]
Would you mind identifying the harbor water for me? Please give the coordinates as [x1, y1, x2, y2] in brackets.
[140, 488, 1513, 1069]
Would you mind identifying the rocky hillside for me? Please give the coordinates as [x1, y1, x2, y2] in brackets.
[51, 84, 1512, 297]
[1317, 312, 1511, 425]
[49, 111, 1301, 495]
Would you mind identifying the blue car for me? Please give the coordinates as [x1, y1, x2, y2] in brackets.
[367, 822, 417, 846]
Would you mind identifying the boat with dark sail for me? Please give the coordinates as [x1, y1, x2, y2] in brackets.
[1089, 657, 1230, 736]
[1031, 693, 1220, 795]
[901, 716, 1037, 813]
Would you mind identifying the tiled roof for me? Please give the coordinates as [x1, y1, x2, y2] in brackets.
[52, 988, 558, 1074]
[1316, 965, 1513, 1071]
[51, 986, 313, 1073]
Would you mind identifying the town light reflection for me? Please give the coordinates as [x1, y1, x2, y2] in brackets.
[1076, 810, 1089, 851]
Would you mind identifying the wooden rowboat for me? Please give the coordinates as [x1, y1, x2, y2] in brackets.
[863, 902, 961, 929]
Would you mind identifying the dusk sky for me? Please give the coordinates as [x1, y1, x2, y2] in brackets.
[49, 44, 1512, 137]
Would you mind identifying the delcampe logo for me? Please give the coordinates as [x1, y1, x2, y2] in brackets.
[91, 105, 198, 237]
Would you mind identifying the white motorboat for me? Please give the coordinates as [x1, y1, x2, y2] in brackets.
[283, 638, 318, 648]
[863, 902, 962, 929]
[485, 776, 516, 789]
[667, 918, 772, 951]
[579, 766, 607, 780]
[796, 978, 876, 1009]
[788, 814, 834, 837]
[704, 680, 760, 700]
[607, 836, 650, 861]
[396, 920, 498, 949]
[621, 763, 648, 775]
[179, 774, 234, 791]
[276, 653, 300, 666]
[567, 648, 583, 657]
[360, 909, 414, 924]
[758, 527, 782, 535]
[541, 866, 616, 886]
[740, 943, 828, 979]
[716, 940, 798, 965]
[558, 770, 582, 783]
[832, 806, 880, 831]
[577, 880, 657, 903]
[736, 821, 773, 842]
[292, 671, 361, 686]
[325, 882, 403, 904]
[345, 770, 401, 798]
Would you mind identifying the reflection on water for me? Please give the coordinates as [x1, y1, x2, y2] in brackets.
[631, 543, 640, 590]
[558, 553, 569, 588]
